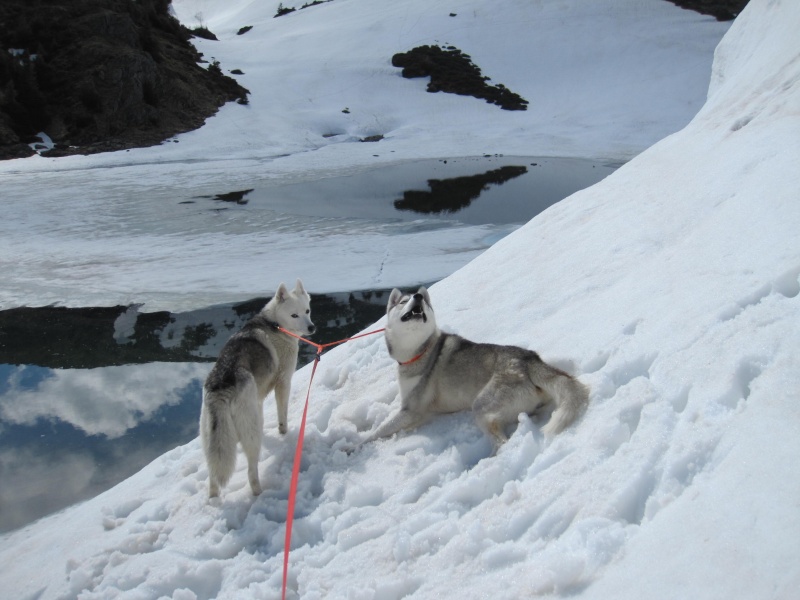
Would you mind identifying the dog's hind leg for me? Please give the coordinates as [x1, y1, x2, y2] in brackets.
[473, 379, 531, 453]
[475, 413, 509, 455]
[232, 374, 265, 496]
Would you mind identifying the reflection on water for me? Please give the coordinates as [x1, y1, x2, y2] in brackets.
[0, 290, 390, 533]
[0, 363, 204, 533]
[175, 156, 618, 232]
[394, 165, 528, 214]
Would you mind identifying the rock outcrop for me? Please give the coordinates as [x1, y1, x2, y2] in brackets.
[0, 0, 248, 159]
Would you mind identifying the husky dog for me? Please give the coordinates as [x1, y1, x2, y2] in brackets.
[199, 280, 315, 498]
[361, 287, 589, 452]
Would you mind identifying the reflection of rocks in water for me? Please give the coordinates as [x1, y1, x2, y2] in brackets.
[394, 165, 527, 215]
[188, 188, 255, 206]
[201, 291, 390, 365]
[0, 306, 174, 369]
[0, 290, 393, 370]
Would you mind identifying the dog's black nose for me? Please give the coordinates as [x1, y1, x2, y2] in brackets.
[308, 324, 316, 335]
[413, 293, 423, 301]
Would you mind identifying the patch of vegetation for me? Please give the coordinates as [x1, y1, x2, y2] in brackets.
[275, 4, 296, 17]
[191, 26, 218, 40]
[208, 59, 223, 76]
[391, 45, 529, 111]
[275, 0, 333, 18]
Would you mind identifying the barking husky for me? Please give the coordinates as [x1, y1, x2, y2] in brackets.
[362, 287, 589, 452]
[199, 280, 315, 498]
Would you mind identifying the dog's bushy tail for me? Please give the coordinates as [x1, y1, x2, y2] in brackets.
[533, 362, 590, 436]
[200, 390, 237, 493]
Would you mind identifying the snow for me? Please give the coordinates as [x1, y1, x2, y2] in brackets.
[1, 0, 799, 599]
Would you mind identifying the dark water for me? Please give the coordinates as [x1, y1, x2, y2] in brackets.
[0, 156, 618, 532]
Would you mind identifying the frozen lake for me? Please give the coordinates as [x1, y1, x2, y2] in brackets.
[0, 156, 618, 311]
[0, 156, 617, 532]
[186, 156, 615, 226]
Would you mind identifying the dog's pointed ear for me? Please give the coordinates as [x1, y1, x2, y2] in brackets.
[388, 288, 403, 313]
[276, 282, 289, 302]
[418, 286, 432, 306]
[294, 278, 307, 296]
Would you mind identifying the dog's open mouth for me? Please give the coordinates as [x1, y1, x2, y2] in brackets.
[401, 304, 426, 322]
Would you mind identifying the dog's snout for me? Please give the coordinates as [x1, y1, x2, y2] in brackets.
[413, 293, 423, 301]
[308, 323, 316, 335]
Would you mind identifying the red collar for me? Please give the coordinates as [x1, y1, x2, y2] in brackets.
[398, 340, 432, 366]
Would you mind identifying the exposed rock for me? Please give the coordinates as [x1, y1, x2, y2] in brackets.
[0, 0, 248, 160]
[274, 1, 333, 18]
[664, 0, 749, 21]
[392, 45, 528, 111]
[190, 26, 218, 40]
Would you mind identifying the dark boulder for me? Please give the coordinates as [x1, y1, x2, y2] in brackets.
[392, 45, 528, 111]
[663, 0, 749, 21]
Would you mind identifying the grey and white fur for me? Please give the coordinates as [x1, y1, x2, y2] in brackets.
[199, 279, 315, 498]
[361, 287, 589, 453]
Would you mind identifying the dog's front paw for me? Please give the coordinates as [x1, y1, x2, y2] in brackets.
[208, 481, 220, 499]
[279, 423, 287, 435]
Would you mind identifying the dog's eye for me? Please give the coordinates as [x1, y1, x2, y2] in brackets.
[291, 314, 299, 318]
[305, 309, 310, 314]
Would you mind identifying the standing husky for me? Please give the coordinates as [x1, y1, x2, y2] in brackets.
[199, 280, 315, 498]
[361, 287, 589, 452]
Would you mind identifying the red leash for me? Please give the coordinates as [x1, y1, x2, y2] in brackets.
[279, 326, 384, 600]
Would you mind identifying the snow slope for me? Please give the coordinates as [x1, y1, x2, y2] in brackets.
[0, 0, 729, 311]
[2, 0, 799, 599]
